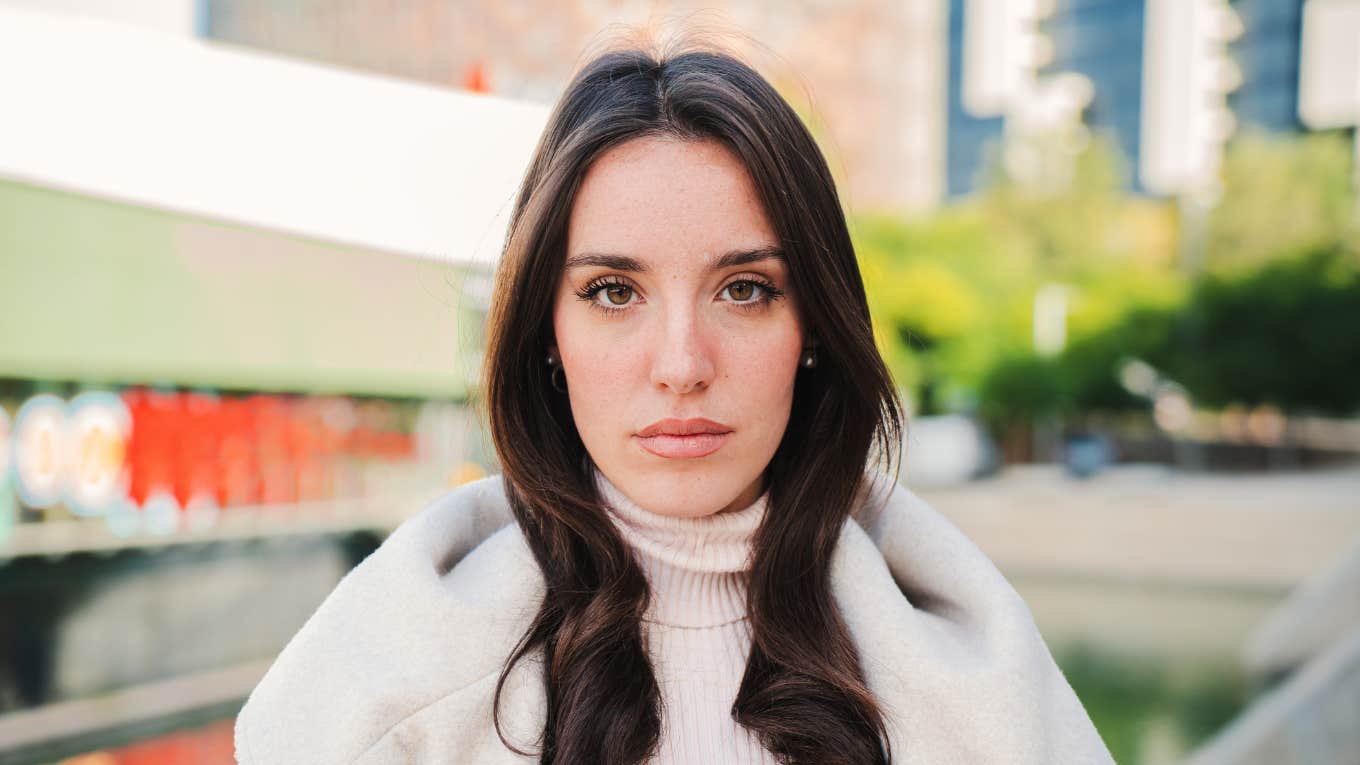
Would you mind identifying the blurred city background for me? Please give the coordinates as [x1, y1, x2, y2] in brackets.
[1, 1, 1357, 763]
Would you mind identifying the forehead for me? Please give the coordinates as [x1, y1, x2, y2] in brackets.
[565, 135, 778, 268]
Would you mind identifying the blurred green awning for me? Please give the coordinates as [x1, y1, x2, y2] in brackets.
[0, 180, 487, 399]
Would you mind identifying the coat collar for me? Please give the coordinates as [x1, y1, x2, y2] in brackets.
[236, 472, 1113, 763]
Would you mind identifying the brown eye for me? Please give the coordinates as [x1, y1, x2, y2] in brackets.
[605, 285, 633, 305]
[724, 281, 762, 302]
[723, 281, 767, 302]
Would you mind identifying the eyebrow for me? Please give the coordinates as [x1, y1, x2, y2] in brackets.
[564, 246, 786, 273]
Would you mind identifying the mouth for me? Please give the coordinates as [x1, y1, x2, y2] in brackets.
[635, 417, 734, 459]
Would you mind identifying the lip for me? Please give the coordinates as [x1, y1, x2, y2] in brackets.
[637, 417, 733, 437]
[635, 417, 734, 459]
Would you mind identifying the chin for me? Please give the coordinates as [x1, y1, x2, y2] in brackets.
[620, 462, 748, 519]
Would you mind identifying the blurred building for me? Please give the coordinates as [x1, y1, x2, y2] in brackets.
[944, 0, 1004, 196]
[200, 0, 949, 214]
[0, 0, 204, 35]
[0, 5, 544, 760]
[1041, 0, 1147, 188]
[1230, 0, 1307, 134]
[14, 0, 1351, 210]
[944, 0, 1359, 200]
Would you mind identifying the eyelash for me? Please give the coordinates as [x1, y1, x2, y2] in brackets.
[574, 275, 786, 318]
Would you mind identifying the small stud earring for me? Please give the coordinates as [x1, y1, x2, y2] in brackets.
[801, 347, 817, 369]
[545, 349, 567, 392]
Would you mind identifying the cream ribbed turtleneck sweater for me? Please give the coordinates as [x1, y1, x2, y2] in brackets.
[592, 467, 780, 764]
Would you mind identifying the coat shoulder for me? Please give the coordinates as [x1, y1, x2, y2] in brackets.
[846, 469, 1026, 619]
[834, 472, 1115, 763]
[234, 475, 544, 764]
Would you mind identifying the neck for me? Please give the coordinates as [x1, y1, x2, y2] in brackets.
[592, 467, 768, 628]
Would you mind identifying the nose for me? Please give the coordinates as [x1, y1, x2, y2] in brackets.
[648, 305, 716, 395]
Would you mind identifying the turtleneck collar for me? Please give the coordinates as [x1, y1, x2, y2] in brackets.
[592, 465, 769, 629]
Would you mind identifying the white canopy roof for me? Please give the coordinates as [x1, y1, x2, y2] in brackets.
[0, 4, 549, 265]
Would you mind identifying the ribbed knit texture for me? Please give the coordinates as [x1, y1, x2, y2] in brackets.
[593, 467, 781, 765]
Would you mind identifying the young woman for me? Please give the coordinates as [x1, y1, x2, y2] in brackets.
[234, 42, 1113, 765]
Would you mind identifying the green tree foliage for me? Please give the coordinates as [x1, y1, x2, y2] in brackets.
[854, 134, 1183, 416]
[854, 211, 1030, 414]
[1165, 247, 1360, 414]
[976, 352, 1069, 432]
[1206, 130, 1358, 275]
[1052, 246, 1360, 416]
[977, 132, 1138, 281]
[1057, 305, 1180, 413]
[856, 128, 1360, 425]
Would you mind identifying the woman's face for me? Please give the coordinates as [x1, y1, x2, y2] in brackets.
[551, 135, 804, 519]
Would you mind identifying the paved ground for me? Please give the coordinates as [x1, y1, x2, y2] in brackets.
[912, 463, 1360, 663]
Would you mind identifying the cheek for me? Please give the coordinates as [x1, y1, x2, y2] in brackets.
[715, 318, 803, 420]
[566, 349, 636, 413]
[553, 311, 639, 436]
[721, 333, 798, 382]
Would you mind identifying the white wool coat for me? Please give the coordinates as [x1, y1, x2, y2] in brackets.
[233, 472, 1115, 763]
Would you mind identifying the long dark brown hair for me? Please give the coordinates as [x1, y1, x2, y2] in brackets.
[481, 37, 905, 765]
